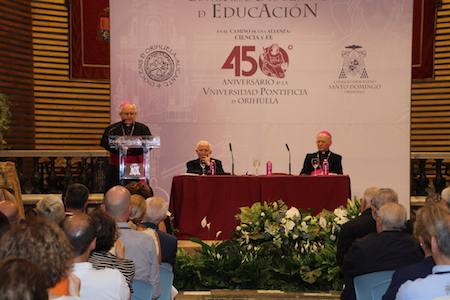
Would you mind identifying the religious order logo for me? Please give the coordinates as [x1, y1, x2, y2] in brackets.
[138, 45, 180, 88]
[339, 45, 368, 79]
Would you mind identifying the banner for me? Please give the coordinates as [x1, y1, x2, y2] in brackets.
[412, 0, 436, 79]
[70, 0, 110, 79]
[110, 1, 413, 212]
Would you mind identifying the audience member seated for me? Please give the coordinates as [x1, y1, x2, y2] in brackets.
[88, 209, 135, 290]
[396, 215, 450, 300]
[0, 257, 48, 300]
[0, 200, 22, 229]
[35, 195, 65, 225]
[0, 220, 81, 299]
[404, 192, 442, 235]
[383, 203, 450, 300]
[124, 182, 173, 235]
[0, 210, 11, 239]
[186, 140, 225, 175]
[63, 183, 89, 216]
[125, 181, 154, 199]
[340, 202, 423, 300]
[128, 194, 147, 230]
[61, 213, 130, 300]
[142, 196, 178, 269]
[102, 185, 161, 299]
[127, 193, 162, 264]
[336, 187, 379, 266]
[370, 188, 399, 220]
[300, 131, 343, 175]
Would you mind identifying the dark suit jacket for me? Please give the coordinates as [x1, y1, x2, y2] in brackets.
[186, 158, 225, 175]
[141, 221, 177, 269]
[336, 208, 377, 267]
[300, 151, 343, 175]
[404, 216, 416, 235]
[100, 121, 151, 156]
[100, 121, 152, 191]
[341, 231, 423, 300]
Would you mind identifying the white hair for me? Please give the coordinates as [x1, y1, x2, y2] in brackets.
[145, 196, 168, 224]
[196, 141, 211, 150]
[35, 195, 65, 225]
[119, 103, 136, 113]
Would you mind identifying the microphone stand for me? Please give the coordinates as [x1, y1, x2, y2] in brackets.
[286, 144, 291, 175]
[229, 143, 235, 175]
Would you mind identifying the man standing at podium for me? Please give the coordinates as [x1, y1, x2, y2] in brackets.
[300, 131, 343, 175]
[100, 102, 151, 192]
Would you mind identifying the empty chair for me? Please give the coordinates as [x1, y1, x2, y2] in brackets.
[159, 263, 174, 300]
[354, 270, 395, 300]
[131, 280, 153, 300]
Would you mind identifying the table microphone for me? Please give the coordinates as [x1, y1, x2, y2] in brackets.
[229, 143, 235, 175]
[286, 143, 291, 175]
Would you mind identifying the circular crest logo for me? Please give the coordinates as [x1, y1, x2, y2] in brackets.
[138, 45, 180, 88]
[259, 44, 289, 79]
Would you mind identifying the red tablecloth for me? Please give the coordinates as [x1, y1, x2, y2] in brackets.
[169, 175, 351, 240]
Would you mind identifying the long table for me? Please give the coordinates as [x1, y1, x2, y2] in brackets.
[169, 175, 351, 240]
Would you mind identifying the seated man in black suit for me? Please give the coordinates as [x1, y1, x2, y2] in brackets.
[186, 141, 225, 175]
[341, 201, 423, 300]
[300, 131, 343, 175]
[336, 187, 379, 266]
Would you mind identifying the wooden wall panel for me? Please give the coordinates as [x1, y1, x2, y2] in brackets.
[0, 0, 35, 149]
[31, 0, 110, 150]
[411, 1, 450, 152]
[12, 0, 450, 155]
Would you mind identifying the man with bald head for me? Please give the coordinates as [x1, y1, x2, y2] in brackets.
[61, 213, 129, 300]
[341, 202, 423, 300]
[300, 131, 343, 175]
[102, 186, 160, 299]
[0, 200, 20, 229]
[186, 140, 226, 175]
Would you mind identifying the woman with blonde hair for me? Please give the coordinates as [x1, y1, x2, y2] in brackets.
[128, 194, 147, 230]
[128, 194, 161, 264]
[35, 195, 65, 225]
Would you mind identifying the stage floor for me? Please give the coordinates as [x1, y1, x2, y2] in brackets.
[175, 290, 341, 299]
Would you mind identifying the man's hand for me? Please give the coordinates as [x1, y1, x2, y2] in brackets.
[203, 155, 211, 166]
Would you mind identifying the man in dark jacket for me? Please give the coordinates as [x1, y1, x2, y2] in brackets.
[186, 141, 225, 175]
[300, 131, 343, 175]
[341, 202, 423, 300]
[100, 102, 151, 191]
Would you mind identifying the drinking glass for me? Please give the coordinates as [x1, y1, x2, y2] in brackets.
[253, 158, 261, 176]
[200, 160, 206, 175]
[311, 158, 319, 175]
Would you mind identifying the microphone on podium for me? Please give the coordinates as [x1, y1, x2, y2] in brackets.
[229, 143, 235, 175]
[286, 143, 291, 175]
